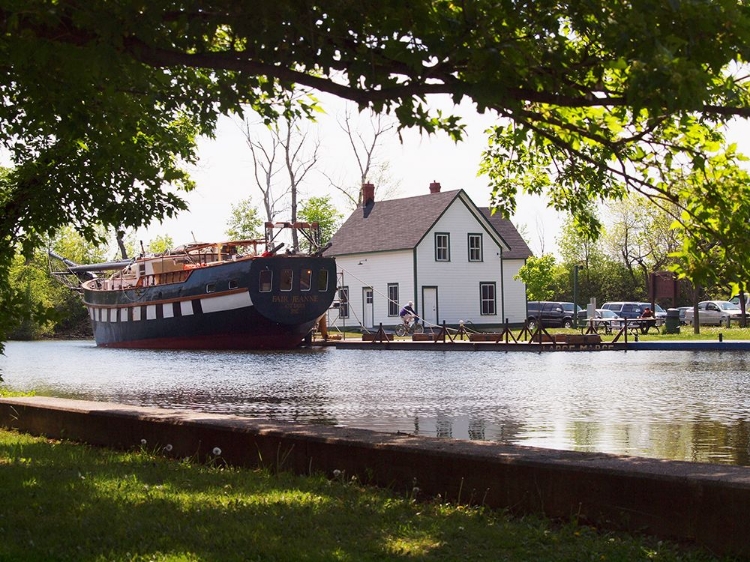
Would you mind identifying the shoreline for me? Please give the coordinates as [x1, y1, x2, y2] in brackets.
[2, 395, 750, 557]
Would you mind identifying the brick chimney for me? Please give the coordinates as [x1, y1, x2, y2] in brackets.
[429, 181, 441, 193]
[362, 182, 375, 206]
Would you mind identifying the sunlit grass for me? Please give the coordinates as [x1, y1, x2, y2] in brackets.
[0, 429, 730, 562]
[552, 325, 750, 341]
[0, 388, 34, 397]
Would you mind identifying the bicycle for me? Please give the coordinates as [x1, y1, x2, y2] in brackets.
[395, 317, 425, 337]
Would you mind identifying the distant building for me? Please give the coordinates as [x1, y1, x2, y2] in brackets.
[324, 182, 531, 331]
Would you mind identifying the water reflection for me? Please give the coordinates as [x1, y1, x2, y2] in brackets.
[2, 340, 750, 466]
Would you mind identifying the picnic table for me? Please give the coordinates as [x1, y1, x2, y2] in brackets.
[581, 318, 620, 335]
[582, 317, 662, 336]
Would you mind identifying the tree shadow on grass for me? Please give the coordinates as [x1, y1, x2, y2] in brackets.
[0, 436, 718, 562]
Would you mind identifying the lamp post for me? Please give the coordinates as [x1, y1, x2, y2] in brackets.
[573, 264, 580, 329]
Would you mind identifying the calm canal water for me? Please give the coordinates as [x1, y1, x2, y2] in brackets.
[2, 340, 750, 466]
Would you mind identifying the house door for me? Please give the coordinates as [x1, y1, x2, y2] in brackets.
[422, 287, 438, 328]
[363, 287, 374, 328]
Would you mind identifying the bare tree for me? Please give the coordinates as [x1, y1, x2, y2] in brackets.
[603, 196, 680, 280]
[325, 108, 400, 210]
[240, 118, 286, 223]
[279, 115, 320, 250]
[533, 215, 546, 256]
[239, 98, 320, 251]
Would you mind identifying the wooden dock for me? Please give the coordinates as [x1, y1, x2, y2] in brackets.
[314, 328, 750, 352]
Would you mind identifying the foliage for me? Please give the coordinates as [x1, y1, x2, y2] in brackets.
[515, 254, 558, 301]
[147, 235, 175, 255]
[6, 253, 59, 340]
[50, 225, 110, 265]
[3, 2, 750, 346]
[298, 196, 343, 247]
[603, 197, 673, 276]
[225, 197, 263, 240]
[669, 143, 750, 289]
[6, 226, 116, 341]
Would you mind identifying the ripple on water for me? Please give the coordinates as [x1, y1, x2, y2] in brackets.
[2, 342, 750, 465]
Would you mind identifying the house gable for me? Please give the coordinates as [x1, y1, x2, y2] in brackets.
[412, 191, 511, 255]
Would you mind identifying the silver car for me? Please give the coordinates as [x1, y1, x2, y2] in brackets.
[683, 301, 744, 327]
[586, 309, 625, 333]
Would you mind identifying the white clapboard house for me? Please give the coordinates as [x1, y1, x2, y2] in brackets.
[324, 182, 532, 332]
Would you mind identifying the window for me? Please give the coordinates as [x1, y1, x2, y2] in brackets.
[468, 234, 482, 262]
[623, 303, 639, 316]
[229, 279, 238, 290]
[339, 286, 349, 318]
[480, 282, 496, 315]
[317, 269, 329, 291]
[435, 233, 450, 261]
[259, 270, 273, 292]
[280, 269, 293, 291]
[300, 269, 312, 291]
[388, 284, 399, 316]
[206, 283, 216, 293]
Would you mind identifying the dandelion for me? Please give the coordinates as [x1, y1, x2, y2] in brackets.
[212, 447, 222, 456]
[140, 439, 147, 446]
[333, 469, 342, 478]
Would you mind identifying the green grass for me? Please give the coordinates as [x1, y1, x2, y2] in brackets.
[0, 429, 733, 562]
[0, 388, 33, 398]
[558, 325, 750, 341]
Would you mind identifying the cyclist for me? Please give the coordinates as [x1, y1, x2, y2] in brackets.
[400, 301, 419, 328]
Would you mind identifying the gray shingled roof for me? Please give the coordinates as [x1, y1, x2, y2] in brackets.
[326, 189, 532, 260]
[325, 190, 460, 255]
[480, 209, 533, 260]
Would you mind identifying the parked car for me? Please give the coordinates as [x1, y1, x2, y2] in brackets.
[730, 293, 750, 309]
[526, 301, 582, 329]
[638, 302, 667, 319]
[601, 301, 666, 320]
[677, 306, 692, 325]
[589, 309, 625, 331]
[683, 301, 744, 327]
[561, 302, 587, 323]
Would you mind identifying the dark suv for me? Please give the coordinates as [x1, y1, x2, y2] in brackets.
[526, 301, 582, 329]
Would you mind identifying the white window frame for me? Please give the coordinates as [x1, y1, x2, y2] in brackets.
[435, 233, 450, 262]
[480, 282, 497, 315]
[468, 233, 483, 262]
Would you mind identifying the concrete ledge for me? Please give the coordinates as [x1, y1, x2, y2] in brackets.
[2, 396, 750, 556]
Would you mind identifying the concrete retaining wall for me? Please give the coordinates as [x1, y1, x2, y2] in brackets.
[2, 396, 750, 556]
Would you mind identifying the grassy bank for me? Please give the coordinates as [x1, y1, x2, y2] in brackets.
[0, 429, 731, 562]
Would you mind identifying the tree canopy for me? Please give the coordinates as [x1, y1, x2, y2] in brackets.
[2, 1, 750, 345]
[225, 197, 263, 240]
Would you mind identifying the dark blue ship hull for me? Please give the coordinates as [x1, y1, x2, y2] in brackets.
[82, 255, 337, 350]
